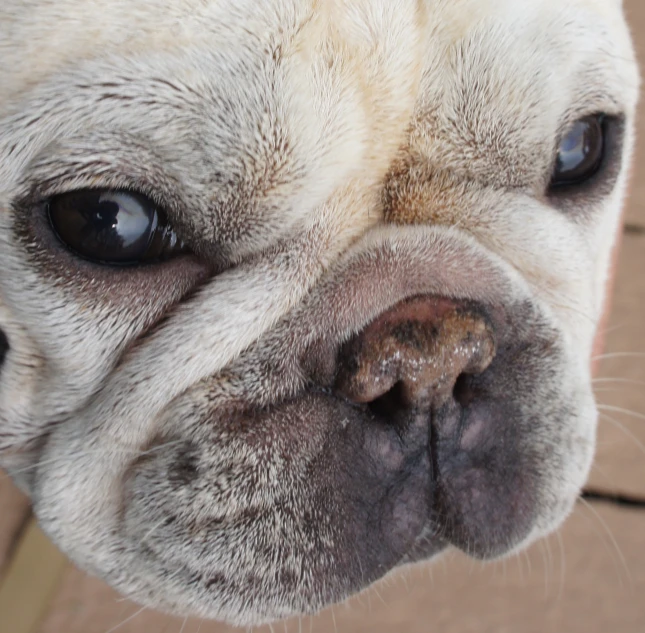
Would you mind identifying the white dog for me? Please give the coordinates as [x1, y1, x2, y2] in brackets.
[0, 0, 639, 626]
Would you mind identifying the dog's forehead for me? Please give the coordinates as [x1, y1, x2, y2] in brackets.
[0, 0, 634, 102]
[0, 0, 638, 215]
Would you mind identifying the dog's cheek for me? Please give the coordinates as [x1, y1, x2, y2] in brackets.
[115, 393, 435, 621]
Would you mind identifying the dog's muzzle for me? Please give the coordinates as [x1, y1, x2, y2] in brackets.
[322, 294, 538, 561]
[34, 229, 593, 623]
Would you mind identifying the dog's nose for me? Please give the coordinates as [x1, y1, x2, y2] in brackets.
[335, 297, 496, 416]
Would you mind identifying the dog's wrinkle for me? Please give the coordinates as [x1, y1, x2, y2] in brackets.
[120, 261, 213, 358]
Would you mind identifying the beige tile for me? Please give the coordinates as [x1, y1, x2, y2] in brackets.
[589, 231, 645, 497]
[0, 522, 67, 633]
[0, 476, 30, 577]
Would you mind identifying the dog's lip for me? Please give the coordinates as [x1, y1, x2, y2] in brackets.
[298, 385, 460, 559]
[400, 526, 450, 564]
[299, 382, 537, 563]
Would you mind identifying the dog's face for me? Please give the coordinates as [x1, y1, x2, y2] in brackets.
[0, 0, 639, 625]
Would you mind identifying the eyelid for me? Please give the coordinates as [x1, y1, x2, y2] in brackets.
[28, 174, 173, 215]
[18, 133, 186, 218]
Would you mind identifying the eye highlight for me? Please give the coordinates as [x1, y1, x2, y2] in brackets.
[550, 115, 606, 190]
[47, 190, 186, 265]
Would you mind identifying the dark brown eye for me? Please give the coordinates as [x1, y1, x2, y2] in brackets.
[550, 115, 606, 189]
[47, 190, 186, 265]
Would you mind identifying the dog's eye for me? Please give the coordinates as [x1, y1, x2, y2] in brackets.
[550, 115, 605, 189]
[47, 190, 185, 265]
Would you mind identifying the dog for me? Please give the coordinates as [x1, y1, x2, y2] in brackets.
[0, 0, 640, 626]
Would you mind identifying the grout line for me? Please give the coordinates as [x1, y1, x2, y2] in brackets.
[0, 508, 35, 583]
[581, 488, 645, 510]
[623, 222, 645, 235]
[0, 518, 68, 633]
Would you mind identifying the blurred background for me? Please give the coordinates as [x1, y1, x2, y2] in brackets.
[1, 1, 644, 632]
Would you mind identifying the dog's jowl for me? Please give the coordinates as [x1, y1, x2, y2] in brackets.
[0, 0, 640, 626]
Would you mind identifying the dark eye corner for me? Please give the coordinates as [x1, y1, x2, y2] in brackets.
[46, 188, 188, 266]
[548, 113, 621, 197]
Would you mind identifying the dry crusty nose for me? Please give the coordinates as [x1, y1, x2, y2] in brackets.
[335, 297, 496, 414]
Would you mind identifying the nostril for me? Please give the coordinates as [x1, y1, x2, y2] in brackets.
[367, 381, 407, 423]
[453, 373, 476, 408]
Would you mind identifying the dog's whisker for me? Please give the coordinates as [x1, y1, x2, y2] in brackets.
[593, 377, 645, 388]
[555, 529, 567, 603]
[597, 411, 645, 458]
[330, 605, 339, 633]
[364, 577, 373, 614]
[546, 299, 597, 325]
[178, 616, 188, 633]
[544, 535, 555, 583]
[518, 549, 528, 584]
[521, 279, 597, 325]
[593, 351, 645, 361]
[104, 605, 147, 633]
[399, 567, 410, 592]
[595, 319, 632, 336]
[577, 497, 632, 585]
[370, 582, 389, 609]
[2, 438, 187, 480]
[537, 538, 551, 598]
[523, 548, 533, 579]
[2, 455, 89, 479]
[598, 403, 645, 423]
[140, 516, 170, 543]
